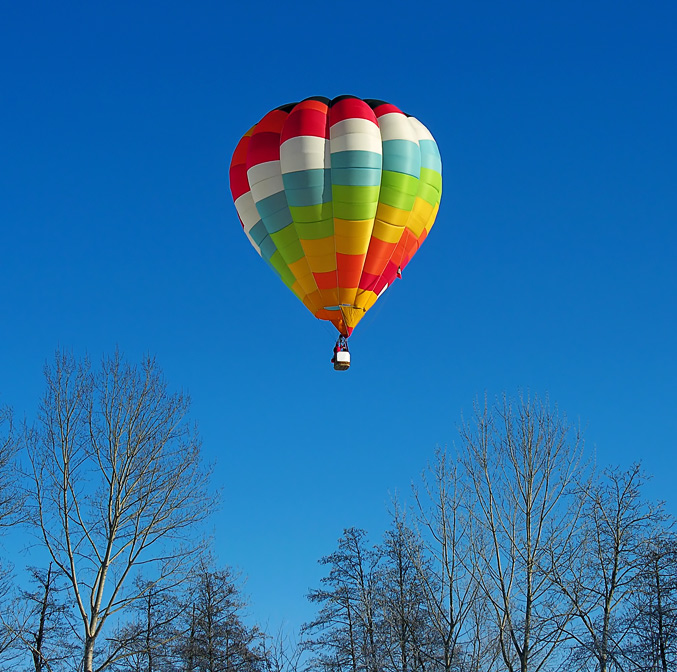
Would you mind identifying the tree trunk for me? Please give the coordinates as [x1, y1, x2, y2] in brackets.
[32, 563, 53, 672]
[83, 635, 95, 672]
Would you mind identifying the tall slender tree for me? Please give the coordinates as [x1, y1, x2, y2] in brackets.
[109, 575, 183, 671]
[624, 533, 677, 672]
[378, 513, 431, 672]
[175, 559, 265, 671]
[23, 349, 216, 672]
[303, 528, 382, 672]
[20, 564, 77, 672]
[460, 394, 586, 672]
[411, 449, 488, 671]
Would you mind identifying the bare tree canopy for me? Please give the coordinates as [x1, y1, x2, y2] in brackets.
[625, 533, 677, 672]
[22, 349, 217, 672]
[552, 464, 669, 672]
[0, 375, 673, 672]
[412, 450, 490, 672]
[7, 563, 78, 672]
[0, 405, 23, 534]
[0, 404, 24, 659]
[176, 558, 267, 672]
[460, 394, 587, 672]
[303, 528, 381, 672]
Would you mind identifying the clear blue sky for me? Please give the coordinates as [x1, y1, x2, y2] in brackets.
[1, 0, 675, 635]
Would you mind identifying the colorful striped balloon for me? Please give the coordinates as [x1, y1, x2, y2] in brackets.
[229, 95, 442, 336]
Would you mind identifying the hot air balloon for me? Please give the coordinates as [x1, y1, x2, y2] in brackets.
[229, 95, 442, 370]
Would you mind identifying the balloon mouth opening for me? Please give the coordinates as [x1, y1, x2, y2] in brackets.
[339, 305, 365, 337]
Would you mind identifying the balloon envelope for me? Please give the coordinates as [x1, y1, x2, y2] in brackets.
[229, 95, 442, 336]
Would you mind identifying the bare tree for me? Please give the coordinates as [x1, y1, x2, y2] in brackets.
[411, 450, 491, 672]
[377, 511, 432, 672]
[175, 558, 265, 671]
[0, 404, 24, 662]
[303, 528, 382, 672]
[260, 628, 303, 672]
[109, 575, 183, 671]
[0, 575, 19, 670]
[3, 563, 77, 672]
[624, 533, 677, 672]
[460, 394, 586, 672]
[413, 449, 495, 672]
[0, 405, 23, 533]
[0, 564, 77, 671]
[18, 563, 78, 672]
[552, 465, 668, 672]
[23, 349, 216, 672]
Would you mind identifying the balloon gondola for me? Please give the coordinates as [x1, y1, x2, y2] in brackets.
[229, 95, 442, 370]
[331, 335, 350, 371]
